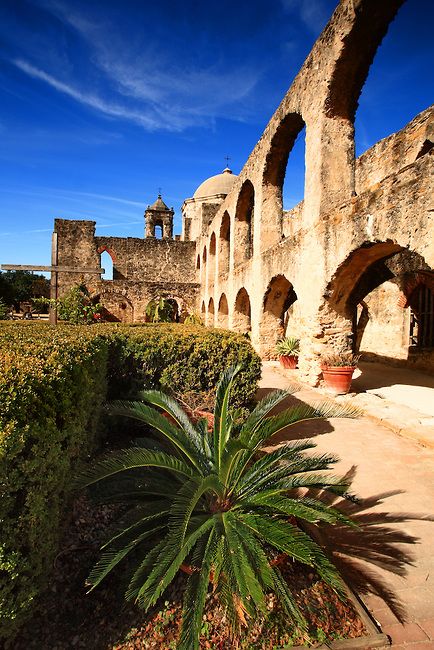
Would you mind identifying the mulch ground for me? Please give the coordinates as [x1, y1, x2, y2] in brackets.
[13, 493, 366, 650]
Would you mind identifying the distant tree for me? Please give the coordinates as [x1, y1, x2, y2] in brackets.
[0, 271, 50, 309]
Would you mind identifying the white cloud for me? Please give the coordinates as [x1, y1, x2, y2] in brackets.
[12, 59, 171, 131]
[23, 1, 261, 130]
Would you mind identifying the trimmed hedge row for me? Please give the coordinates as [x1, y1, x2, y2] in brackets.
[0, 322, 261, 640]
[0, 323, 109, 640]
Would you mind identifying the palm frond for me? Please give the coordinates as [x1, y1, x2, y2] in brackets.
[75, 447, 198, 488]
[236, 450, 341, 500]
[178, 530, 217, 650]
[138, 389, 205, 457]
[239, 388, 297, 441]
[271, 565, 307, 631]
[246, 401, 360, 449]
[87, 524, 164, 591]
[135, 516, 215, 610]
[241, 493, 358, 528]
[241, 512, 347, 598]
[108, 400, 206, 471]
[213, 364, 241, 471]
[168, 475, 222, 546]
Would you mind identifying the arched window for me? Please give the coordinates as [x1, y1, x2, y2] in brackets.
[218, 212, 230, 276]
[234, 181, 254, 265]
[260, 275, 297, 355]
[154, 223, 163, 239]
[100, 249, 114, 281]
[233, 288, 251, 333]
[207, 297, 215, 327]
[262, 114, 305, 249]
[217, 293, 229, 328]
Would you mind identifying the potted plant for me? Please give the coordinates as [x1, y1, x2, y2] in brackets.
[275, 336, 300, 369]
[77, 366, 361, 650]
[320, 352, 361, 395]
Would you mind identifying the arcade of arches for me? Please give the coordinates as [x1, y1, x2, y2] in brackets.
[53, 0, 433, 384]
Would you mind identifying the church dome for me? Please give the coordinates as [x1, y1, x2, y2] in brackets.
[193, 167, 237, 199]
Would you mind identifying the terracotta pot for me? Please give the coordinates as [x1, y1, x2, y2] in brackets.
[279, 354, 298, 369]
[321, 365, 356, 395]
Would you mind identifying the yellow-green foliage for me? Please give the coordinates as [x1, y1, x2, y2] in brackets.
[0, 322, 261, 640]
[0, 323, 109, 638]
[103, 323, 261, 406]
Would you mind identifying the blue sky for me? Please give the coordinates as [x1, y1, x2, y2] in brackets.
[0, 0, 433, 270]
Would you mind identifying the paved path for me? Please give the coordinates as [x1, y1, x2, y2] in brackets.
[259, 362, 434, 648]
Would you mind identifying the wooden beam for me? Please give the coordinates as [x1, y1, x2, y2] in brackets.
[1, 264, 105, 274]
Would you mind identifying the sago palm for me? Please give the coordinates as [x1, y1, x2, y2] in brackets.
[77, 365, 360, 649]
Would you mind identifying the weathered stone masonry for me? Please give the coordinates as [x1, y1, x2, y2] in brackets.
[55, 0, 433, 382]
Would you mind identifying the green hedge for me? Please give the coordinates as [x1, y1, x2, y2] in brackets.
[104, 323, 261, 406]
[0, 322, 261, 640]
[0, 323, 109, 640]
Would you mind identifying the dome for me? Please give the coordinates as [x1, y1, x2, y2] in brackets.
[193, 167, 237, 199]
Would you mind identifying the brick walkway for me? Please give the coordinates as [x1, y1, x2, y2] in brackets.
[259, 362, 434, 648]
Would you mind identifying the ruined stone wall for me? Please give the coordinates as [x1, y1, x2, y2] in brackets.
[55, 220, 200, 323]
[94, 236, 197, 283]
[355, 107, 434, 194]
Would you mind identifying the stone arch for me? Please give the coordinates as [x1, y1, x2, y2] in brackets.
[207, 297, 215, 327]
[145, 296, 180, 323]
[262, 113, 305, 250]
[201, 300, 206, 319]
[95, 290, 133, 323]
[196, 254, 201, 270]
[218, 211, 230, 276]
[233, 288, 251, 334]
[202, 246, 207, 267]
[234, 180, 254, 265]
[325, 242, 433, 366]
[217, 293, 229, 328]
[260, 274, 298, 356]
[325, 2, 404, 122]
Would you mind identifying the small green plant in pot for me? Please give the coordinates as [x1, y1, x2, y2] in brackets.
[275, 336, 300, 369]
[76, 365, 361, 650]
[320, 352, 361, 395]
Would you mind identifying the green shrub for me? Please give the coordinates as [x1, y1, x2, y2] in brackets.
[0, 323, 109, 639]
[0, 321, 261, 640]
[104, 324, 261, 407]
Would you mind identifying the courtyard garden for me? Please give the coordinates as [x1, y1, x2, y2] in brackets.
[0, 321, 417, 648]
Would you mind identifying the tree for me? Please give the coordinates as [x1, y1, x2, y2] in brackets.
[0, 271, 49, 309]
[78, 366, 361, 650]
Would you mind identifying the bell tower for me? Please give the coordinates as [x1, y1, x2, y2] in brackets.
[144, 194, 174, 239]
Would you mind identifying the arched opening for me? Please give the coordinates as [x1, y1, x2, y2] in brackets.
[145, 296, 179, 323]
[209, 233, 217, 286]
[100, 249, 114, 281]
[326, 243, 434, 372]
[154, 223, 163, 239]
[217, 293, 229, 328]
[233, 288, 251, 334]
[260, 275, 297, 356]
[207, 297, 215, 327]
[218, 212, 230, 276]
[262, 113, 305, 250]
[196, 255, 201, 270]
[351, 2, 432, 157]
[97, 291, 133, 323]
[408, 280, 434, 350]
[234, 180, 254, 266]
[201, 300, 206, 319]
